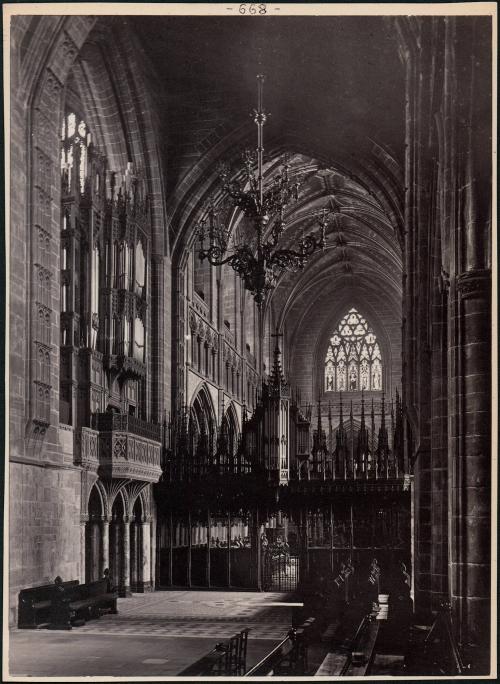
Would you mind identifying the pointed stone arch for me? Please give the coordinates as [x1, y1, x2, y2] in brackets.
[190, 382, 217, 430]
[224, 401, 240, 437]
[126, 481, 150, 521]
[93, 479, 110, 521]
[189, 383, 218, 462]
[103, 479, 130, 519]
[80, 470, 99, 523]
[138, 486, 153, 523]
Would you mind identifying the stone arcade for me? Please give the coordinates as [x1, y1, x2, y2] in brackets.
[7, 8, 493, 678]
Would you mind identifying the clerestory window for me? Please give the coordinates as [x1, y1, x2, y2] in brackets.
[61, 111, 91, 194]
[325, 308, 382, 392]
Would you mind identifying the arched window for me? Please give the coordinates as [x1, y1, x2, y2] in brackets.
[325, 308, 382, 392]
[61, 111, 91, 194]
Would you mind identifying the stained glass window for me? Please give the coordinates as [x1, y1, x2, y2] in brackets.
[325, 308, 382, 392]
[61, 112, 91, 194]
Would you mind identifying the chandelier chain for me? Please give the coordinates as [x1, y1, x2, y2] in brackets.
[196, 74, 339, 305]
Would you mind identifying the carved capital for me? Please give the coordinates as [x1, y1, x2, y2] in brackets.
[60, 31, 79, 63]
[456, 269, 491, 300]
[437, 266, 450, 295]
[189, 310, 198, 333]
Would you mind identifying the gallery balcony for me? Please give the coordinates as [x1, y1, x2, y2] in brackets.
[76, 413, 163, 483]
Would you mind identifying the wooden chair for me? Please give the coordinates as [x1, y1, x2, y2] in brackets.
[237, 628, 250, 674]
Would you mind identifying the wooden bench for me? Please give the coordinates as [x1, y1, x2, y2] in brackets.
[18, 579, 80, 629]
[315, 652, 348, 676]
[178, 644, 228, 676]
[222, 628, 250, 675]
[245, 619, 315, 676]
[346, 617, 380, 676]
[244, 632, 297, 677]
[178, 628, 250, 676]
[314, 598, 385, 676]
[272, 626, 310, 675]
[50, 578, 118, 629]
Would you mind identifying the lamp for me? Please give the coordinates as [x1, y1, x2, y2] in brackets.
[196, 74, 338, 306]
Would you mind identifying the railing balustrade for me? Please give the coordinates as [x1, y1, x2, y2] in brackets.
[296, 452, 405, 482]
[91, 412, 162, 442]
[162, 451, 253, 483]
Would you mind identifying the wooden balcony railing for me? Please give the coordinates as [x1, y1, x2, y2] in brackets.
[91, 412, 162, 441]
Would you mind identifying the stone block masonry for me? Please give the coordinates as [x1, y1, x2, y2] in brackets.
[9, 462, 82, 625]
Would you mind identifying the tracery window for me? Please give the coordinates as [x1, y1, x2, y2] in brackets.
[325, 308, 382, 392]
[61, 111, 91, 194]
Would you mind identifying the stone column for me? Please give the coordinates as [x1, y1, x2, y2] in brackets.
[113, 519, 121, 589]
[80, 517, 88, 584]
[430, 278, 449, 610]
[207, 508, 212, 588]
[121, 518, 131, 597]
[254, 509, 262, 591]
[450, 269, 491, 671]
[130, 521, 138, 592]
[101, 517, 110, 577]
[150, 515, 156, 590]
[90, 521, 99, 582]
[141, 520, 152, 592]
[187, 511, 192, 588]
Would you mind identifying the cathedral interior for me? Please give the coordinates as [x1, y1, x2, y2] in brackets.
[7, 9, 494, 679]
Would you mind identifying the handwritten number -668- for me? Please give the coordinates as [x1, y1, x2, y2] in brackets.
[239, 4, 267, 14]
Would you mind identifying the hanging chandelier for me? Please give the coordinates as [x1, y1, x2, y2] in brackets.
[196, 74, 336, 306]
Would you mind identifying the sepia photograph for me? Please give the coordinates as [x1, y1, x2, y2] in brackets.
[3, 2, 497, 680]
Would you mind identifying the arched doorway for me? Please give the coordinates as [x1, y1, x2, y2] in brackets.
[109, 492, 126, 595]
[85, 485, 104, 583]
[130, 497, 143, 592]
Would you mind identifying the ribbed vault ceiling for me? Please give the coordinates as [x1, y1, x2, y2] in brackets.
[134, 15, 404, 350]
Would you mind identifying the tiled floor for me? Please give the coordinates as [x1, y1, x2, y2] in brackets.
[9, 590, 294, 678]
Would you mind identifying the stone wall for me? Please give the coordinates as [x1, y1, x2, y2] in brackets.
[8, 15, 170, 624]
[9, 462, 82, 624]
[288, 280, 403, 406]
[396, 15, 492, 670]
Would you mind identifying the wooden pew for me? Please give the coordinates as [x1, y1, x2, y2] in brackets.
[178, 643, 229, 676]
[223, 628, 250, 676]
[49, 578, 118, 629]
[343, 594, 390, 676]
[346, 617, 380, 676]
[179, 629, 250, 676]
[315, 652, 349, 676]
[18, 578, 79, 629]
[244, 619, 315, 676]
[314, 590, 389, 676]
[314, 611, 368, 676]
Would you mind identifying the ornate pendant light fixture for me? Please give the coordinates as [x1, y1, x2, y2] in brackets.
[196, 75, 335, 306]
